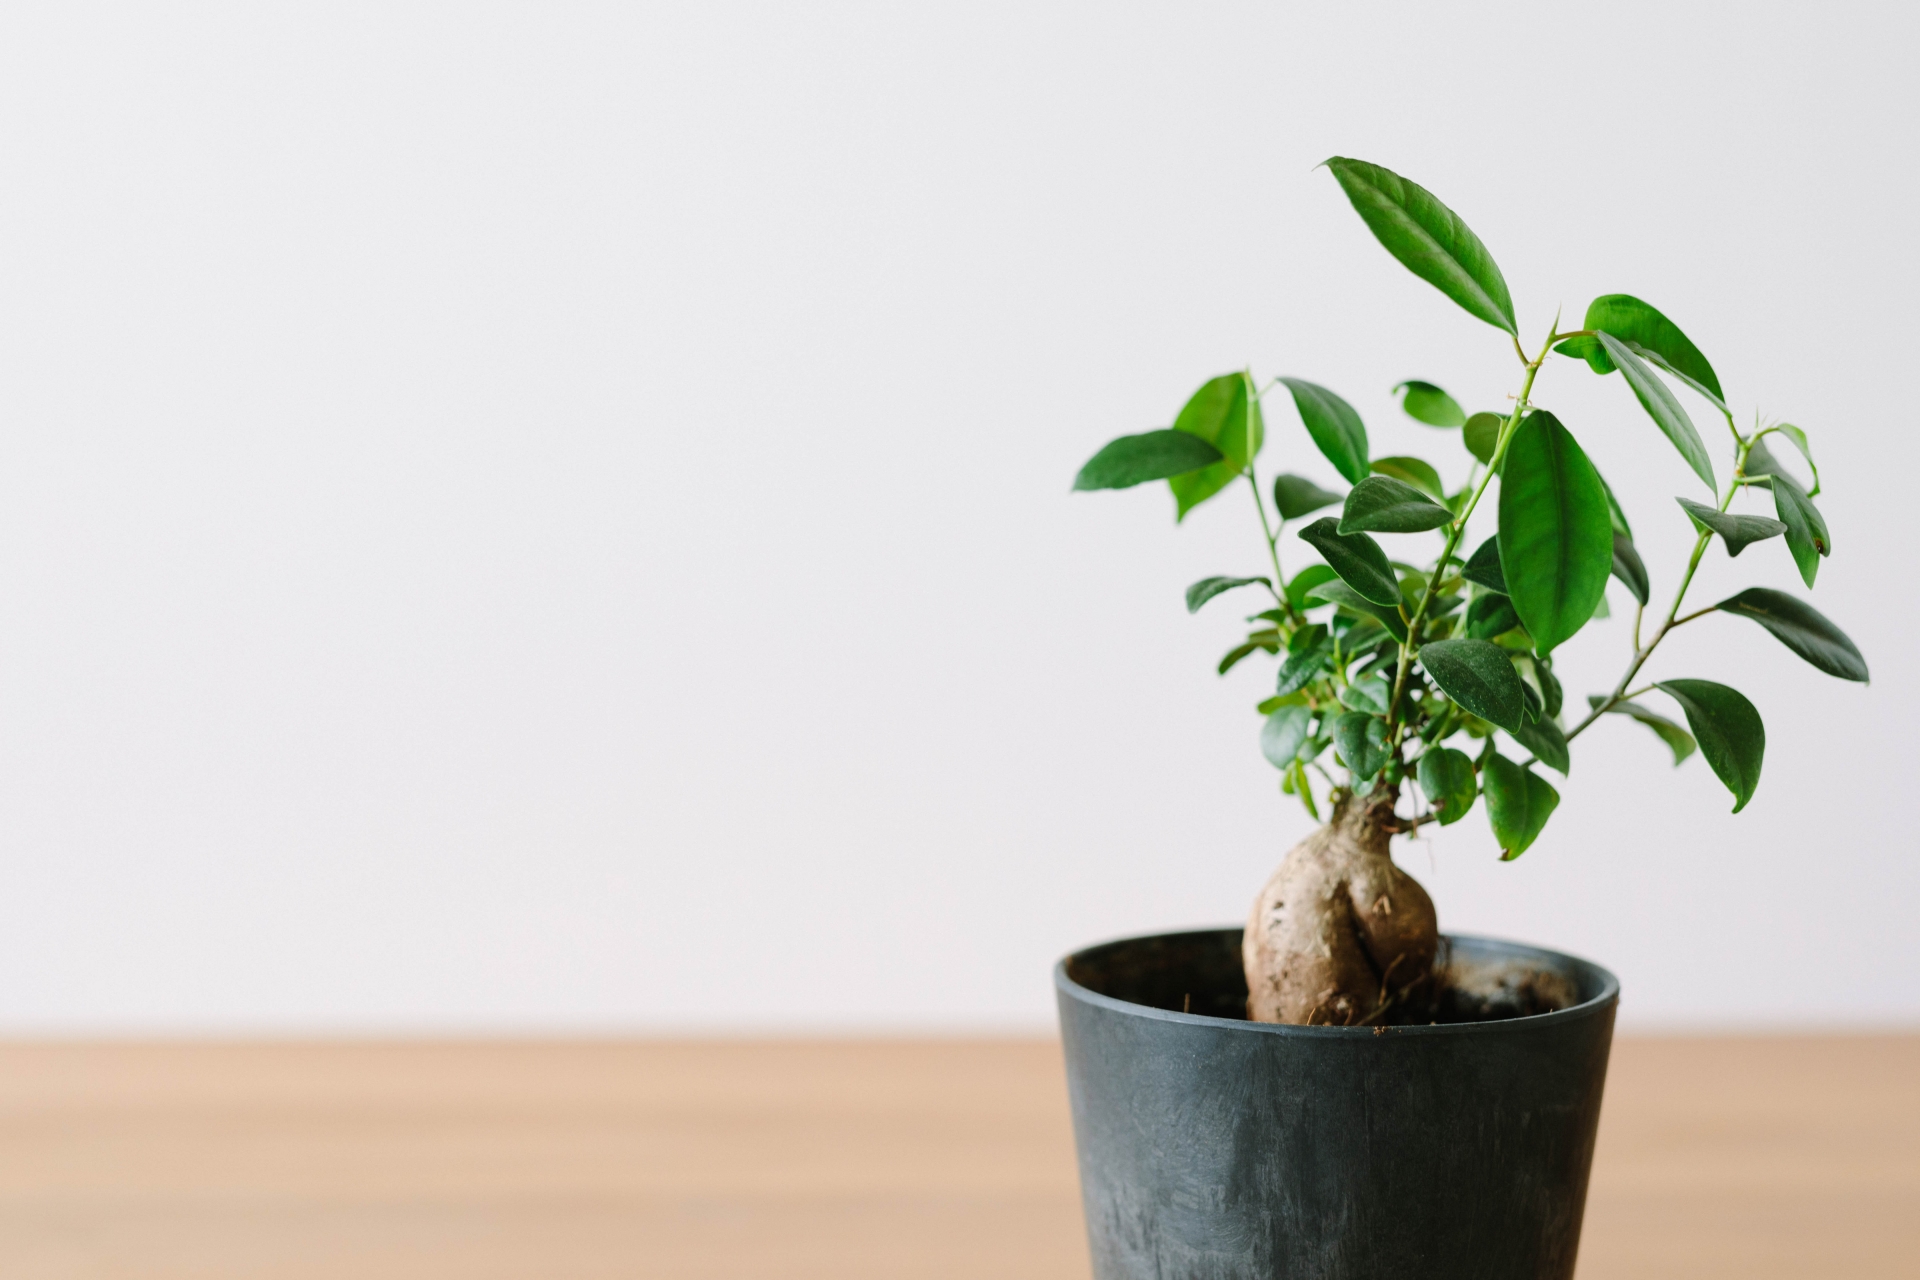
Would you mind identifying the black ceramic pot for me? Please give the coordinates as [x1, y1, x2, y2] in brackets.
[1055, 928, 1618, 1280]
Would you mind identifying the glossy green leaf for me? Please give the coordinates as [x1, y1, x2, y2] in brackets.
[1260, 705, 1314, 770]
[1770, 471, 1830, 588]
[1280, 378, 1369, 484]
[1595, 333, 1717, 493]
[1510, 715, 1570, 775]
[1305, 579, 1407, 641]
[1338, 474, 1453, 534]
[1272, 474, 1345, 521]
[1483, 753, 1559, 859]
[1590, 696, 1695, 765]
[1333, 711, 1391, 782]
[1462, 412, 1502, 465]
[1466, 592, 1520, 640]
[1416, 747, 1477, 825]
[1073, 429, 1224, 491]
[1498, 411, 1612, 656]
[1274, 629, 1333, 695]
[1297, 517, 1401, 606]
[1394, 381, 1466, 428]
[1340, 674, 1393, 715]
[1714, 587, 1868, 682]
[1610, 533, 1650, 606]
[1677, 497, 1786, 557]
[1557, 295, 1726, 404]
[1185, 576, 1270, 614]
[1169, 373, 1263, 519]
[1370, 456, 1447, 503]
[1656, 679, 1765, 812]
[1462, 536, 1506, 593]
[1284, 564, 1339, 613]
[1323, 157, 1516, 334]
[1418, 637, 1525, 734]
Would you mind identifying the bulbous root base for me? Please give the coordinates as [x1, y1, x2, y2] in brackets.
[1243, 786, 1439, 1026]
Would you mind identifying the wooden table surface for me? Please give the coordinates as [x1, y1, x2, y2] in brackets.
[0, 1037, 1912, 1278]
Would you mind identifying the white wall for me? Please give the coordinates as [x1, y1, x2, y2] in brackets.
[0, 3, 1910, 1033]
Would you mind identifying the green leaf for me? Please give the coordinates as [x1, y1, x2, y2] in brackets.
[1714, 587, 1868, 683]
[1073, 429, 1225, 491]
[1462, 536, 1506, 593]
[1770, 471, 1830, 588]
[1465, 592, 1520, 640]
[1655, 680, 1765, 812]
[1297, 517, 1401, 606]
[1168, 373, 1263, 519]
[1497, 411, 1612, 656]
[1274, 628, 1333, 695]
[1370, 456, 1447, 501]
[1416, 747, 1477, 825]
[1462, 412, 1502, 465]
[1284, 564, 1339, 614]
[1595, 333, 1717, 493]
[1218, 637, 1277, 675]
[1394, 381, 1467, 428]
[1305, 579, 1407, 642]
[1340, 674, 1393, 715]
[1590, 589, 1611, 620]
[1676, 497, 1787, 557]
[1260, 705, 1314, 770]
[1323, 157, 1517, 334]
[1338, 474, 1453, 534]
[1279, 378, 1369, 484]
[1483, 753, 1560, 859]
[1272, 474, 1345, 521]
[1610, 533, 1650, 606]
[1597, 470, 1633, 539]
[1510, 715, 1570, 775]
[1186, 576, 1270, 614]
[1418, 637, 1526, 734]
[1590, 696, 1696, 765]
[1333, 711, 1391, 782]
[1557, 295, 1726, 404]
[1770, 424, 1820, 495]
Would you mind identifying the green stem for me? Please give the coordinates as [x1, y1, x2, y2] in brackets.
[1246, 468, 1298, 624]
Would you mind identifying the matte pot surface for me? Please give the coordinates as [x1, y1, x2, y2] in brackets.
[1055, 929, 1619, 1280]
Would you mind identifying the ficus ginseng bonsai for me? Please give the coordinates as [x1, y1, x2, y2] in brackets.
[1074, 157, 1866, 1027]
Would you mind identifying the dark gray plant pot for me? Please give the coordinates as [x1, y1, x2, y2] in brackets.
[1055, 928, 1618, 1280]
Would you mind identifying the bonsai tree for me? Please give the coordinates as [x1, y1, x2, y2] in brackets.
[1074, 157, 1865, 1027]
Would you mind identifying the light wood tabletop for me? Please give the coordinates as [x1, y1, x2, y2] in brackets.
[0, 1036, 1912, 1278]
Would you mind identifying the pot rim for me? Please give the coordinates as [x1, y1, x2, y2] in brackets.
[1055, 927, 1620, 1038]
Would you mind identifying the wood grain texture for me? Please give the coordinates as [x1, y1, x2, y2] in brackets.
[0, 1036, 1911, 1278]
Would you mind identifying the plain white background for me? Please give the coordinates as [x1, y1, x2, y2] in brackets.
[0, 3, 1910, 1033]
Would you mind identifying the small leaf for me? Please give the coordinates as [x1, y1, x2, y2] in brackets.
[1218, 638, 1277, 675]
[1394, 381, 1467, 428]
[1483, 753, 1560, 859]
[1510, 715, 1570, 776]
[1462, 412, 1502, 465]
[1305, 579, 1407, 641]
[1333, 711, 1391, 782]
[1323, 157, 1517, 334]
[1462, 536, 1507, 593]
[1073, 430, 1224, 491]
[1595, 333, 1718, 494]
[1771, 424, 1820, 495]
[1186, 576, 1270, 614]
[1260, 705, 1314, 770]
[1284, 564, 1339, 613]
[1498, 411, 1612, 656]
[1338, 474, 1453, 534]
[1591, 696, 1695, 766]
[1416, 747, 1477, 825]
[1370, 456, 1448, 502]
[1280, 378, 1370, 484]
[1275, 634, 1333, 695]
[1714, 587, 1868, 683]
[1676, 497, 1787, 557]
[1770, 471, 1830, 589]
[1610, 533, 1650, 606]
[1168, 373, 1264, 519]
[1298, 517, 1401, 606]
[1558, 295, 1726, 404]
[1466, 592, 1521, 640]
[1340, 674, 1393, 715]
[1656, 680, 1765, 812]
[1272, 473, 1345, 521]
[1418, 637, 1525, 734]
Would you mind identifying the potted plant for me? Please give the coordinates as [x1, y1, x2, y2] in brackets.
[1058, 157, 1865, 1279]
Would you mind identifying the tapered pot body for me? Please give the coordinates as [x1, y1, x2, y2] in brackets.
[1056, 929, 1618, 1280]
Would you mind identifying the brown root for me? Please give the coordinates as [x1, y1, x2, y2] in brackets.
[1242, 783, 1438, 1025]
